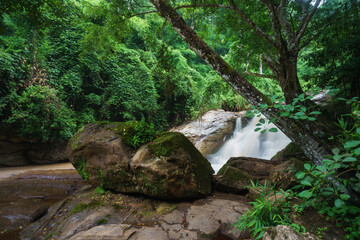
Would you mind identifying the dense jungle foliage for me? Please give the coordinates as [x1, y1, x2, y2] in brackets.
[0, 0, 359, 142]
[1, 0, 360, 238]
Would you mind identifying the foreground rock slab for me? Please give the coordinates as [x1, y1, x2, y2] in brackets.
[21, 187, 251, 240]
[67, 123, 214, 199]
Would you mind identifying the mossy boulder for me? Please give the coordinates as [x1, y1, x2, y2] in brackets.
[271, 142, 309, 163]
[130, 132, 214, 199]
[214, 157, 277, 194]
[269, 158, 304, 190]
[67, 123, 214, 199]
[67, 123, 135, 188]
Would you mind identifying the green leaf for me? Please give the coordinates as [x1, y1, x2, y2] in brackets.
[321, 191, 333, 197]
[260, 103, 268, 109]
[271, 95, 277, 102]
[299, 190, 313, 199]
[301, 179, 312, 186]
[334, 199, 345, 208]
[296, 172, 305, 179]
[340, 194, 350, 200]
[356, 173, 360, 179]
[255, 128, 261, 132]
[354, 147, 360, 155]
[308, 117, 316, 121]
[260, 129, 266, 134]
[344, 140, 360, 149]
[259, 118, 265, 124]
[356, 128, 360, 135]
[280, 111, 290, 117]
[342, 157, 357, 163]
[333, 163, 341, 169]
[274, 103, 282, 109]
[304, 163, 311, 170]
[309, 111, 321, 115]
[269, 128, 278, 133]
[332, 148, 340, 155]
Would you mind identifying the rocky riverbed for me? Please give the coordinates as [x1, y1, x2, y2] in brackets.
[0, 163, 86, 239]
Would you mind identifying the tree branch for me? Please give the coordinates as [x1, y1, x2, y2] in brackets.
[261, 0, 283, 45]
[244, 52, 276, 79]
[295, 0, 321, 45]
[277, 0, 296, 45]
[244, 71, 277, 80]
[228, 0, 279, 51]
[174, 4, 232, 10]
[126, 10, 158, 19]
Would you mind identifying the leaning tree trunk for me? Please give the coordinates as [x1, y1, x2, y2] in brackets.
[149, 0, 337, 163]
[149, 0, 360, 203]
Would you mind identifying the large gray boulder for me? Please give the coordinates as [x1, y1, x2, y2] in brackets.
[67, 122, 214, 199]
[171, 110, 243, 155]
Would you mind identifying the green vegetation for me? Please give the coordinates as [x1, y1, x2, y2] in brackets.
[237, 93, 360, 239]
[72, 199, 104, 214]
[1, 0, 359, 238]
[97, 218, 108, 225]
[292, 97, 360, 239]
[112, 120, 157, 149]
[73, 157, 89, 182]
[233, 181, 305, 239]
[0, 0, 247, 142]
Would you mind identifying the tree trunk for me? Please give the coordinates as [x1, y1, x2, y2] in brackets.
[150, 0, 336, 158]
[149, 0, 360, 203]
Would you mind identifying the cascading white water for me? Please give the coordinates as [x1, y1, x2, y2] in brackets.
[207, 116, 291, 173]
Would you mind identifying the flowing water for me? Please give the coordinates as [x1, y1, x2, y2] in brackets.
[207, 116, 291, 173]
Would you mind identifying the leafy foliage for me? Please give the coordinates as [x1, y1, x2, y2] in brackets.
[293, 97, 360, 239]
[233, 181, 305, 239]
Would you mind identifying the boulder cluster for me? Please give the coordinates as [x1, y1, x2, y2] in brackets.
[66, 122, 214, 200]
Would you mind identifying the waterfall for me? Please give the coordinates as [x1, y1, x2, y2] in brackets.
[207, 116, 291, 173]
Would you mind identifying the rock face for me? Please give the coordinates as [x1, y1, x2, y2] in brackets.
[171, 110, 243, 155]
[0, 130, 68, 166]
[21, 187, 251, 240]
[67, 122, 214, 199]
[269, 158, 304, 190]
[263, 225, 318, 240]
[271, 142, 309, 163]
[214, 157, 278, 193]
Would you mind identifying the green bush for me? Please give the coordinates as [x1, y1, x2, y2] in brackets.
[5, 85, 76, 142]
[232, 181, 305, 239]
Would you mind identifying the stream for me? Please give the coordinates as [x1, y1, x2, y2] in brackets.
[0, 115, 291, 239]
[207, 116, 291, 173]
[0, 163, 86, 239]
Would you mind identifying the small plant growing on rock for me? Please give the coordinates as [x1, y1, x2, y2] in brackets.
[232, 180, 305, 239]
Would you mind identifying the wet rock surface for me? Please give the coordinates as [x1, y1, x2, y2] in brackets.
[0, 164, 86, 240]
[171, 110, 243, 155]
[21, 187, 251, 240]
[67, 123, 214, 199]
[0, 131, 68, 167]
